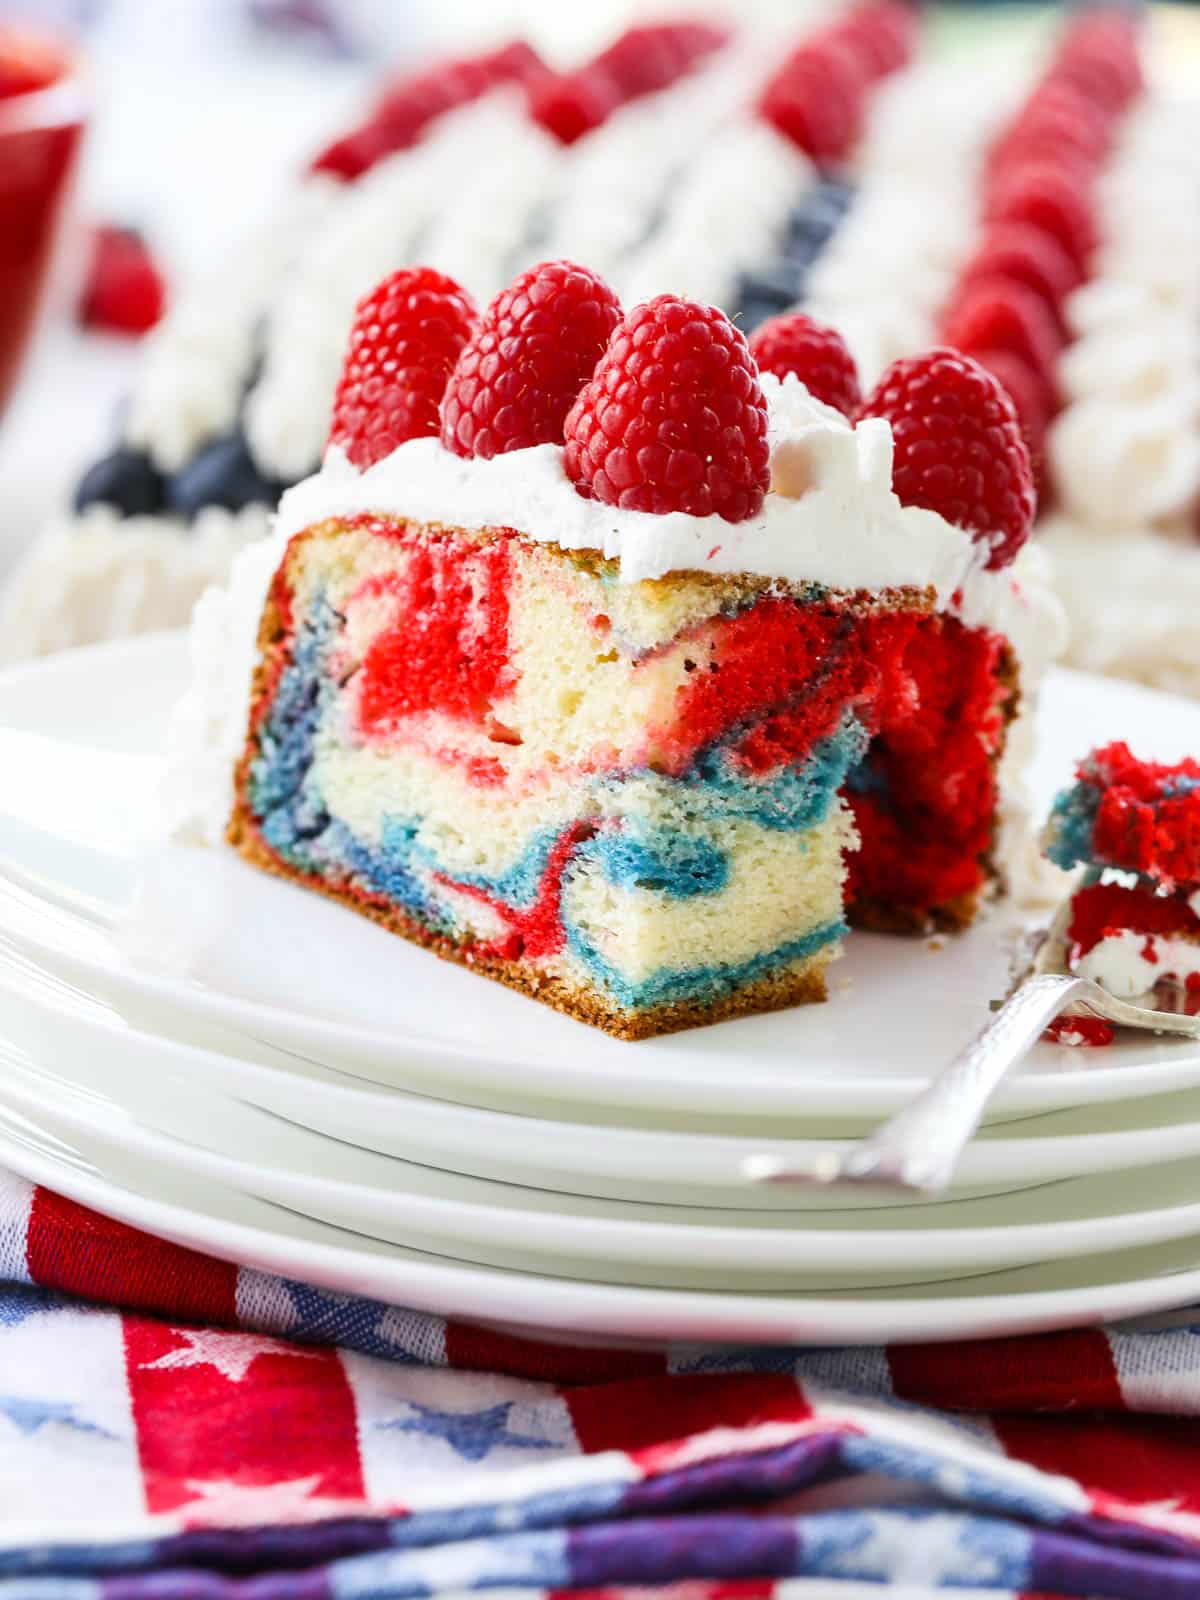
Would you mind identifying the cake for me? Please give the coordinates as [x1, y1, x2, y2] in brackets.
[166, 250, 1062, 1040]
[1044, 742, 1200, 1005]
[0, 4, 921, 662]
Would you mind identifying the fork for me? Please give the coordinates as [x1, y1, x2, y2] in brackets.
[742, 903, 1200, 1195]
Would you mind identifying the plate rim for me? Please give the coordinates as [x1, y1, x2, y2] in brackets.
[2, 1069, 1200, 1346]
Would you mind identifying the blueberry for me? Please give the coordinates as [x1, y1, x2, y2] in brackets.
[736, 263, 802, 313]
[815, 179, 856, 214]
[734, 298, 784, 335]
[74, 447, 166, 517]
[166, 430, 289, 519]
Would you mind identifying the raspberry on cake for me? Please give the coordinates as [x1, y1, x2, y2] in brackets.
[1044, 743, 1200, 1003]
[169, 260, 1059, 1040]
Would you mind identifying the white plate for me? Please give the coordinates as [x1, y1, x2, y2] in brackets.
[4, 1078, 1200, 1345]
[12, 986, 1200, 1290]
[14, 938, 1200, 1209]
[5, 634, 1200, 1125]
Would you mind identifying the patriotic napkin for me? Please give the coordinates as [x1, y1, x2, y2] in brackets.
[1, 1169, 1199, 1599]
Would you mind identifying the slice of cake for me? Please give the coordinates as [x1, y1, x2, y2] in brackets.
[170, 259, 1058, 1040]
[1044, 742, 1200, 1002]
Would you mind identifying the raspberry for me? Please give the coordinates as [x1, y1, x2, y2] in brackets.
[857, 348, 1035, 569]
[939, 278, 1063, 396]
[758, 41, 864, 165]
[0, 28, 65, 98]
[527, 67, 619, 144]
[956, 221, 1082, 332]
[78, 227, 167, 336]
[310, 120, 397, 182]
[830, 1, 918, 80]
[441, 260, 621, 459]
[986, 161, 1098, 276]
[968, 347, 1052, 464]
[563, 295, 770, 522]
[595, 21, 728, 97]
[330, 267, 477, 470]
[748, 312, 861, 416]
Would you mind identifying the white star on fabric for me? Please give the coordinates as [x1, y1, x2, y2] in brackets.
[182, 1475, 366, 1526]
[142, 1328, 325, 1384]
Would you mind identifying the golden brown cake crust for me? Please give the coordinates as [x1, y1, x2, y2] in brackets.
[227, 795, 829, 1040]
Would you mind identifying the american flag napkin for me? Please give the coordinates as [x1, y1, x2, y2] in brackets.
[1, 1168, 1198, 1599]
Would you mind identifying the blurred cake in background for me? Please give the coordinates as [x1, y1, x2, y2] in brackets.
[0, 3, 921, 660]
[4, 0, 1197, 706]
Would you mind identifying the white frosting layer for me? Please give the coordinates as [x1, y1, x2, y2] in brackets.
[0, 504, 270, 666]
[534, 39, 771, 282]
[1040, 514, 1200, 695]
[1075, 927, 1200, 1000]
[276, 374, 982, 598]
[1049, 95, 1200, 529]
[244, 92, 555, 483]
[614, 119, 811, 311]
[802, 62, 1014, 389]
[125, 175, 342, 473]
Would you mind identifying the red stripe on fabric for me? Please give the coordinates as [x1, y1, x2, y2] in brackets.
[996, 1414, 1200, 1512]
[566, 1373, 810, 1462]
[26, 1187, 238, 1324]
[889, 1328, 1124, 1413]
[444, 1320, 667, 1384]
[123, 1316, 366, 1517]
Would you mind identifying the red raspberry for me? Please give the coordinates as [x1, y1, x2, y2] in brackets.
[857, 348, 1036, 569]
[968, 347, 1052, 464]
[527, 67, 619, 144]
[563, 295, 770, 522]
[939, 278, 1063, 397]
[1053, 17, 1143, 112]
[748, 312, 861, 417]
[441, 260, 621, 459]
[78, 227, 167, 337]
[758, 42, 864, 165]
[830, 1, 918, 80]
[310, 120, 398, 182]
[330, 267, 477, 470]
[595, 21, 728, 97]
[0, 28, 66, 98]
[986, 161, 1098, 276]
[956, 221, 1082, 333]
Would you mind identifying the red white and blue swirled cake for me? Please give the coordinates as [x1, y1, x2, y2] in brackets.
[211, 259, 1051, 1040]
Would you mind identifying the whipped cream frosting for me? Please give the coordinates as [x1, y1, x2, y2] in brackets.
[614, 119, 811, 311]
[125, 175, 341, 473]
[245, 92, 548, 484]
[276, 374, 982, 597]
[0, 503, 270, 666]
[801, 62, 1012, 389]
[1049, 95, 1200, 530]
[1075, 927, 1200, 1000]
[537, 39, 771, 282]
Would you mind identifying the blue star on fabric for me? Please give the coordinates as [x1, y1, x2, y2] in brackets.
[376, 1401, 556, 1463]
[0, 1286, 66, 1329]
[278, 1279, 424, 1363]
[0, 1395, 116, 1439]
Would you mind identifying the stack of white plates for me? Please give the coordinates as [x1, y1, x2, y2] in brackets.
[4, 633, 1200, 1345]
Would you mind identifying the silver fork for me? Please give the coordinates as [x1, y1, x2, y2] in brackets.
[742, 903, 1200, 1195]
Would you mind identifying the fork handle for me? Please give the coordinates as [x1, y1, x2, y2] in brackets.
[754, 973, 1093, 1193]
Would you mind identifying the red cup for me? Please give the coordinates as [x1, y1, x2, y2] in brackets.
[0, 30, 87, 418]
